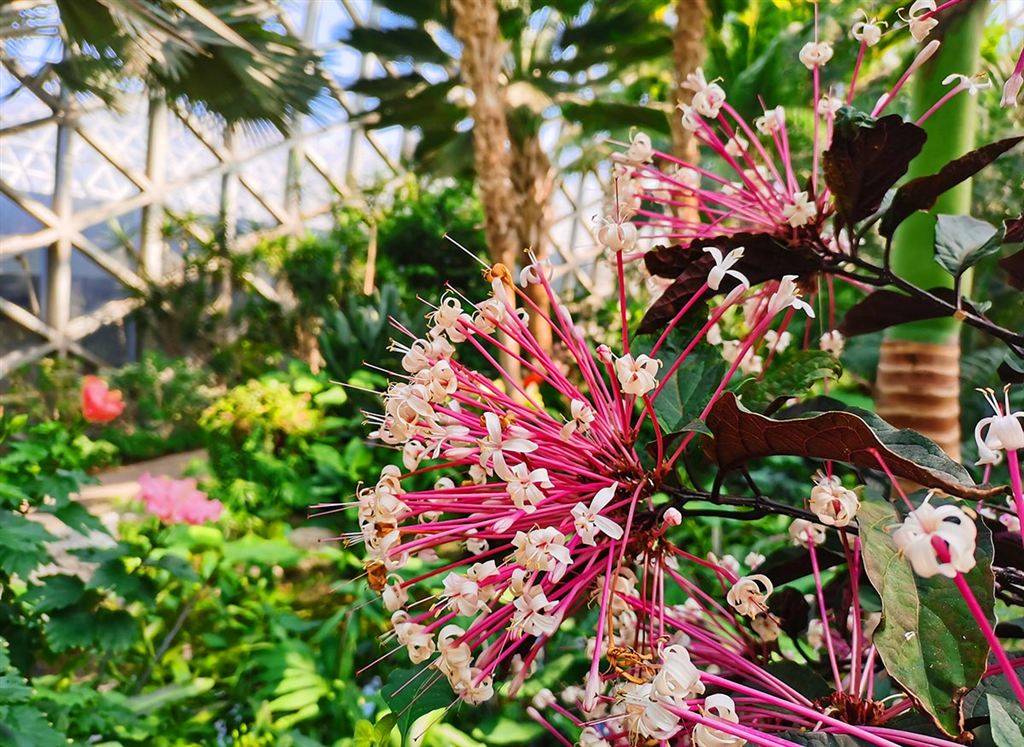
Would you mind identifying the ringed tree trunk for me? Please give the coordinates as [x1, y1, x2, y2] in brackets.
[451, 0, 521, 377]
[511, 130, 555, 354]
[875, 2, 987, 461]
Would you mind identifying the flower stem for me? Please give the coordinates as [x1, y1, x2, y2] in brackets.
[1007, 450, 1024, 549]
[807, 531, 844, 691]
[930, 531, 1024, 707]
[950, 570, 1024, 705]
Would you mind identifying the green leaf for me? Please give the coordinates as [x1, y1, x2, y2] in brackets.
[964, 677, 1024, 746]
[472, 713, 544, 745]
[0, 704, 65, 747]
[373, 713, 397, 746]
[380, 667, 453, 738]
[344, 27, 448, 65]
[88, 559, 154, 603]
[644, 327, 726, 434]
[738, 350, 842, 412]
[368, 1, 442, 24]
[45, 608, 138, 653]
[354, 720, 375, 747]
[934, 214, 1000, 279]
[127, 678, 214, 714]
[560, 100, 671, 137]
[51, 500, 105, 534]
[859, 491, 994, 735]
[988, 691, 1024, 745]
[763, 661, 833, 702]
[22, 575, 86, 613]
[0, 513, 54, 577]
[152, 553, 199, 582]
[0, 640, 32, 706]
[222, 535, 302, 567]
[313, 386, 348, 407]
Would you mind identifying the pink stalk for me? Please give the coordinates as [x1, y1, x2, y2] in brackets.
[842, 532, 864, 693]
[983, 657, 1024, 677]
[664, 310, 773, 468]
[634, 292, 740, 434]
[873, 41, 942, 116]
[806, 530, 845, 691]
[703, 673, 904, 747]
[668, 703, 796, 747]
[862, 726, 960, 747]
[616, 249, 630, 354]
[811, 3, 822, 195]
[1007, 450, 1024, 549]
[933, 537, 1024, 705]
[870, 449, 916, 511]
[859, 645, 877, 699]
[921, 0, 966, 19]
[525, 707, 573, 747]
[650, 282, 710, 357]
[916, 85, 963, 125]
[584, 541, 618, 710]
[848, 41, 867, 104]
[721, 102, 786, 185]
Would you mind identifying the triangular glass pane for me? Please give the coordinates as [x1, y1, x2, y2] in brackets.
[70, 247, 130, 317]
[0, 123, 57, 209]
[71, 137, 140, 211]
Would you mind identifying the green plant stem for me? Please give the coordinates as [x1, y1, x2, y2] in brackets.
[886, 1, 987, 344]
[131, 587, 205, 695]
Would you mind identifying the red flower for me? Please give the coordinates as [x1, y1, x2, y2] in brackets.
[81, 375, 125, 423]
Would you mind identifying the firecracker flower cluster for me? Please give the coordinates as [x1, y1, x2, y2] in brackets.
[338, 3, 1024, 746]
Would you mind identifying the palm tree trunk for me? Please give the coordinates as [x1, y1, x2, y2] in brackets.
[669, 0, 707, 164]
[511, 132, 554, 353]
[451, 0, 519, 270]
[452, 0, 521, 379]
[875, 2, 987, 461]
[668, 0, 707, 225]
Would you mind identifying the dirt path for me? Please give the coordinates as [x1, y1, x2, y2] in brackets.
[78, 449, 208, 510]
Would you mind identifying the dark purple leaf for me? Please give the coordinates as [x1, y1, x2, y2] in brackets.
[768, 586, 812, 639]
[823, 108, 927, 228]
[643, 242, 708, 279]
[999, 357, 1024, 385]
[838, 287, 968, 337]
[704, 392, 1000, 500]
[1000, 248, 1024, 291]
[638, 232, 822, 334]
[758, 545, 845, 586]
[1005, 214, 1024, 245]
[880, 137, 1024, 238]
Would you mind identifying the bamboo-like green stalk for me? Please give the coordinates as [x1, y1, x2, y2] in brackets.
[886, 1, 988, 343]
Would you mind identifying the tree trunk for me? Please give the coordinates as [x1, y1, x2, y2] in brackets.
[452, 0, 521, 379]
[669, 0, 708, 164]
[511, 132, 554, 354]
[875, 2, 987, 461]
[451, 0, 519, 270]
[668, 0, 708, 225]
